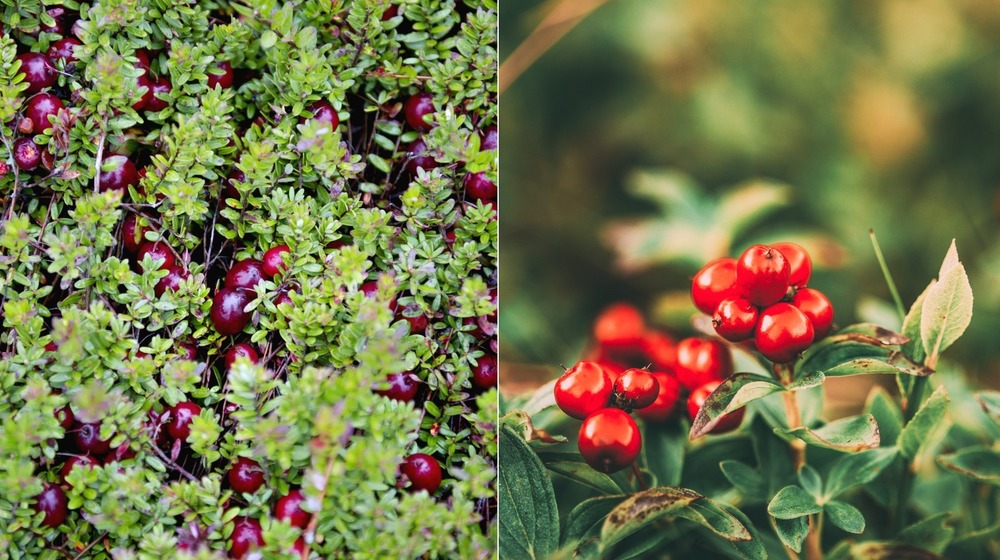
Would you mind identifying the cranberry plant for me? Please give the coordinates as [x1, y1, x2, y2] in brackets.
[499, 239, 999, 559]
[0, 0, 496, 558]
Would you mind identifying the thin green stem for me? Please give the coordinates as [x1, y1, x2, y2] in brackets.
[869, 229, 906, 321]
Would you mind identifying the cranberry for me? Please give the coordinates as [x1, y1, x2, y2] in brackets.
[98, 155, 140, 193]
[224, 343, 260, 370]
[229, 517, 264, 558]
[553, 361, 614, 420]
[55, 405, 74, 430]
[673, 337, 733, 390]
[712, 297, 759, 342]
[771, 242, 812, 288]
[261, 245, 290, 278]
[211, 288, 253, 336]
[471, 353, 497, 392]
[381, 5, 399, 20]
[377, 371, 419, 402]
[400, 453, 442, 493]
[133, 49, 151, 72]
[593, 303, 645, 349]
[403, 92, 434, 131]
[480, 125, 498, 151]
[274, 489, 309, 528]
[274, 291, 294, 307]
[397, 309, 429, 334]
[688, 380, 745, 435]
[135, 241, 176, 271]
[755, 302, 815, 363]
[222, 168, 244, 201]
[104, 443, 136, 464]
[305, 100, 340, 129]
[691, 257, 741, 315]
[40, 7, 71, 34]
[24, 93, 64, 134]
[225, 258, 266, 290]
[464, 172, 497, 201]
[404, 139, 438, 175]
[121, 213, 151, 255]
[292, 538, 307, 554]
[35, 483, 68, 528]
[736, 245, 791, 307]
[613, 368, 660, 411]
[155, 265, 189, 296]
[207, 61, 234, 89]
[145, 77, 172, 112]
[133, 73, 154, 111]
[60, 455, 99, 483]
[47, 37, 82, 63]
[177, 341, 198, 360]
[73, 421, 111, 456]
[227, 457, 265, 494]
[360, 280, 398, 312]
[578, 408, 641, 473]
[791, 288, 834, 339]
[167, 401, 201, 441]
[636, 371, 683, 422]
[13, 137, 42, 170]
[17, 53, 57, 93]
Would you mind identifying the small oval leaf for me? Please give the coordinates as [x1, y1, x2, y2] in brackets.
[776, 413, 880, 453]
[601, 486, 752, 547]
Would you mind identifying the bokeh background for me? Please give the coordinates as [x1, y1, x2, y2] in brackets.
[499, 0, 1000, 392]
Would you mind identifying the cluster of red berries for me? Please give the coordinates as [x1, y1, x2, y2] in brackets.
[692, 242, 834, 363]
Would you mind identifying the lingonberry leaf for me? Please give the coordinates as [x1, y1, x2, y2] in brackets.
[797, 465, 823, 499]
[498, 425, 559, 560]
[642, 421, 686, 487]
[901, 281, 933, 366]
[899, 385, 950, 460]
[689, 373, 784, 440]
[895, 513, 955, 554]
[920, 242, 973, 366]
[561, 495, 627, 547]
[544, 460, 622, 495]
[720, 503, 768, 560]
[824, 447, 897, 499]
[767, 485, 821, 519]
[776, 413, 881, 453]
[773, 515, 809, 553]
[603, 525, 670, 560]
[825, 500, 866, 534]
[826, 541, 946, 560]
[720, 460, 768, 500]
[864, 386, 904, 446]
[937, 446, 1000, 484]
[974, 390, 1000, 428]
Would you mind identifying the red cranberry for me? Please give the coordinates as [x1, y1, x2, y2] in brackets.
[225, 259, 266, 290]
[177, 341, 198, 361]
[464, 172, 497, 201]
[224, 343, 259, 370]
[360, 280, 398, 312]
[135, 241, 176, 271]
[167, 401, 201, 441]
[227, 457, 265, 494]
[207, 61, 234, 89]
[480, 125, 498, 151]
[133, 73, 154, 111]
[17, 53, 56, 93]
[274, 291, 294, 307]
[292, 538, 307, 554]
[397, 310, 429, 334]
[133, 49, 151, 73]
[274, 489, 309, 528]
[13, 137, 42, 170]
[377, 371, 419, 402]
[73, 421, 111, 456]
[261, 245, 290, 278]
[400, 453, 442, 493]
[47, 37, 82, 63]
[404, 92, 435, 131]
[382, 5, 399, 20]
[404, 139, 437, 175]
[60, 455, 99, 483]
[229, 517, 264, 558]
[40, 7, 72, 34]
[104, 443, 136, 464]
[55, 405, 74, 430]
[145, 77, 172, 112]
[25, 93, 64, 134]
[98, 155, 140, 193]
[211, 287, 253, 336]
[154, 265, 189, 296]
[305, 100, 339, 129]
[35, 483, 67, 528]
[471, 353, 497, 392]
[121, 213, 151, 255]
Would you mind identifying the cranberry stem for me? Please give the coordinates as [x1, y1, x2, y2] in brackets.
[150, 443, 198, 482]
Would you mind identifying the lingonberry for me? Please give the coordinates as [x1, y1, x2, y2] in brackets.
[736, 245, 791, 307]
[136, 241, 176, 271]
[225, 258, 267, 290]
[229, 517, 265, 558]
[404, 92, 435, 131]
[47, 37, 82, 63]
[167, 401, 201, 441]
[691, 257, 741, 315]
[712, 297, 759, 342]
[401, 453, 442, 493]
[227, 457, 265, 494]
[305, 100, 340, 129]
[755, 302, 815, 363]
[261, 245, 290, 278]
[24, 93, 64, 134]
[642, 330, 677, 370]
[593, 303, 645, 349]
[673, 337, 733, 390]
[480, 124, 498, 151]
[207, 60, 234, 89]
[60, 455, 99, 483]
[553, 361, 614, 420]
[636, 371, 683, 422]
[35, 483, 68, 528]
[771, 242, 812, 288]
[13, 137, 42, 170]
[144, 77, 172, 112]
[155, 265, 189, 296]
[17, 53, 57, 93]
[121, 213, 151, 255]
[73, 421, 111, 456]
[578, 408, 642, 473]
[613, 368, 660, 410]
[688, 379, 745, 434]
[470, 353, 498, 392]
[211, 287, 253, 336]
[791, 287, 834, 339]
[225, 343, 260, 370]
[98, 155, 140, 193]
[377, 371, 419, 402]
[464, 172, 497, 201]
[274, 489, 310, 528]
[404, 139, 438, 175]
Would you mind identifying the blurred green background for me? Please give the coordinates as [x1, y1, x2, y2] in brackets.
[499, 0, 1000, 385]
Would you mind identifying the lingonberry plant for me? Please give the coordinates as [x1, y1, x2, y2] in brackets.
[0, 0, 496, 558]
[501, 239, 996, 560]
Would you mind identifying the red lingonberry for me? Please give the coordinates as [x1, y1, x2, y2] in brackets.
[377, 371, 419, 402]
[771, 242, 812, 288]
[791, 287, 834, 339]
[464, 172, 497, 201]
[404, 92, 434, 131]
[274, 291, 294, 308]
[712, 297, 759, 342]
[642, 330, 677, 370]
[691, 257, 741, 315]
[136, 241, 176, 271]
[121, 213, 151, 255]
[13, 137, 42, 170]
[211, 287, 253, 335]
[261, 245, 290, 278]
[613, 368, 660, 410]
[167, 401, 201, 441]
[227, 457, 265, 494]
[207, 61, 234, 89]
[755, 302, 815, 363]
[225, 258, 266, 290]
[404, 139, 438, 175]
[673, 337, 733, 390]
[688, 380, 745, 435]
[593, 303, 645, 349]
[25, 93, 64, 134]
[736, 245, 791, 307]
[636, 371, 683, 422]
[578, 408, 641, 473]
[35, 483, 68, 528]
[229, 517, 264, 558]
[274, 489, 309, 528]
[401, 452, 442, 493]
[396, 308, 429, 334]
[225, 343, 260, 371]
[73, 421, 111, 456]
[553, 361, 614, 420]
[17, 53, 57, 93]
[471, 353, 498, 392]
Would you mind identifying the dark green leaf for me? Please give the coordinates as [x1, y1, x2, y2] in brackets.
[776, 413, 880, 453]
[604, 524, 670, 560]
[899, 386, 949, 459]
[896, 513, 954, 554]
[690, 373, 784, 439]
[937, 446, 1000, 484]
[720, 460, 768, 500]
[825, 500, 865, 533]
[865, 386, 904, 446]
[721, 503, 768, 560]
[974, 390, 1000, 429]
[767, 485, 821, 519]
[545, 461, 622, 495]
[773, 515, 809, 553]
[828, 541, 946, 560]
[499, 425, 559, 559]
[561, 496, 626, 545]
[642, 420, 686, 487]
[797, 465, 823, 499]
[750, 417, 795, 496]
[920, 247, 973, 362]
[825, 447, 897, 499]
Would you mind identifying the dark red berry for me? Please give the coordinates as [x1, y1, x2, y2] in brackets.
[578, 408, 641, 473]
[305, 100, 339, 129]
[211, 287, 253, 336]
[480, 125, 498, 151]
[771, 242, 812, 288]
[133, 49, 151, 72]
[274, 291, 294, 307]
[292, 538, 307, 554]
[207, 61, 234, 89]
[471, 353, 497, 392]
[613, 368, 660, 410]
[133, 73, 153, 111]
[673, 337, 733, 390]
[25, 93, 64, 134]
[98, 155, 140, 193]
[397, 309, 429, 334]
[225, 343, 259, 370]
[274, 489, 309, 528]
[736, 245, 791, 307]
[381, 5, 399, 20]
[55, 405, 74, 430]
[360, 280, 399, 312]
[404, 139, 438, 175]
[13, 137, 42, 170]
[225, 259, 266, 290]
[553, 361, 614, 420]
[145, 77, 172, 112]
[688, 380, 746, 435]
[40, 7, 71, 34]
[791, 288, 834, 339]
[593, 303, 645, 349]
[135, 241, 176, 271]
[121, 213, 151, 255]
[167, 401, 201, 441]
[227, 457, 265, 494]
[691, 257, 741, 315]
[60, 455, 99, 483]
[636, 371, 683, 422]
[377, 371, 419, 402]
[35, 483, 67, 528]
[404, 92, 434, 131]
[177, 341, 198, 361]
[755, 303, 815, 363]
[155, 265, 189, 296]
[47, 37, 82, 63]
[17, 53, 56, 93]
[73, 421, 111, 456]
[712, 297, 759, 342]
[229, 517, 264, 558]
[104, 443, 136, 464]
[401, 453, 442, 493]
[261, 245, 290, 278]
[464, 172, 497, 201]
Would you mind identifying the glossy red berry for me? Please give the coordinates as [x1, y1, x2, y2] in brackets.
[636, 371, 683, 422]
[480, 125, 498, 151]
[305, 100, 340, 129]
[360, 280, 399, 312]
[791, 288, 834, 339]
[155, 265, 189, 296]
[47, 37, 82, 63]
[554, 361, 614, 420]
[674, 337, 733, 390]
[464, 172, 497, 201]
[225, 343, 260, 370]
[404, 92, 434, 131]
[613, 368, 660, 410]
[274, 291, 294, 308]
[177, 341, 198, 361]
[73, 421, 111, 456]
[167, 401, 201, 441]
[133, 73, 154, 111]
[736, 245, 791, 307]
[227, 457, 265, 494]
[25, 93, 64, 134]
[642, 330, 677, 370]
[121, 214, 151, 255]
[771, 242, 812, 288]
[377, 371, 419, 402]
[401, 453, 442, 493]
[13, 137, 42, 170]
[55, 405, 74, 430]
[593, 303, 645, 349]
[229, 517, 264, 558]
[35, 483, 68, 528]
[471, 353, 497, 392]
[226, 258, 266, 290]
[207, 60, 234, 89]
[397, 309, 429, 334]
[98, 155, 140, 193]
[136, 241, 176, 271]
[274, 489, 309, 528]
[691, 257, 741, 315]
[404, 139, 438, 175]
[145, 77, 172, 112]
[17, 53, 56, 93]
[211, 287, 253, 336]
[578, 408, 641, 473]
[712, 297, 759, 342]
[755, 302, 815, 363]
[60, 455, 99, 483]
[261, 245, 290, 278]
[688, 380, 745, 434]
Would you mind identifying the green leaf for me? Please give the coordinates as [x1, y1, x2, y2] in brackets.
[920, 245, 973, 363]
[825, 500, 865, 533]
[776, 413, 880, 453]
[642, 420, 686, 487]
[767, 485, 821, 519]
[865, 386, 904, 446]
[937, 446, 1000, 484]
[720, 460, 768, 500]
[501, 409, 568, 445]
[896, 513, 954, 554]
[260, 30, 278, 49]
[974, 390, 1000, 429]
[690, 373, 784, 439]
[901, 281, 932, 365]
[604, 525, 670, 560]
[899, 386, 949, 460]
[561, 495, 626, 545]
[827, 541, 946, 560]
[600, 486, 751, 548]
[825, 447, 897, 499]
[773, 516, 809, 553]
[545, 461, 622, 495]
[797, 465, 823, 498]
[721, 503, 768, 560]
[499, 425, 559, 559]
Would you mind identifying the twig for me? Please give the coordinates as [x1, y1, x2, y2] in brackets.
[73, 531, 108, 560]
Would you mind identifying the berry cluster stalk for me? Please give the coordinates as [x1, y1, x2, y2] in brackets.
[777, 362, 823, 560]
